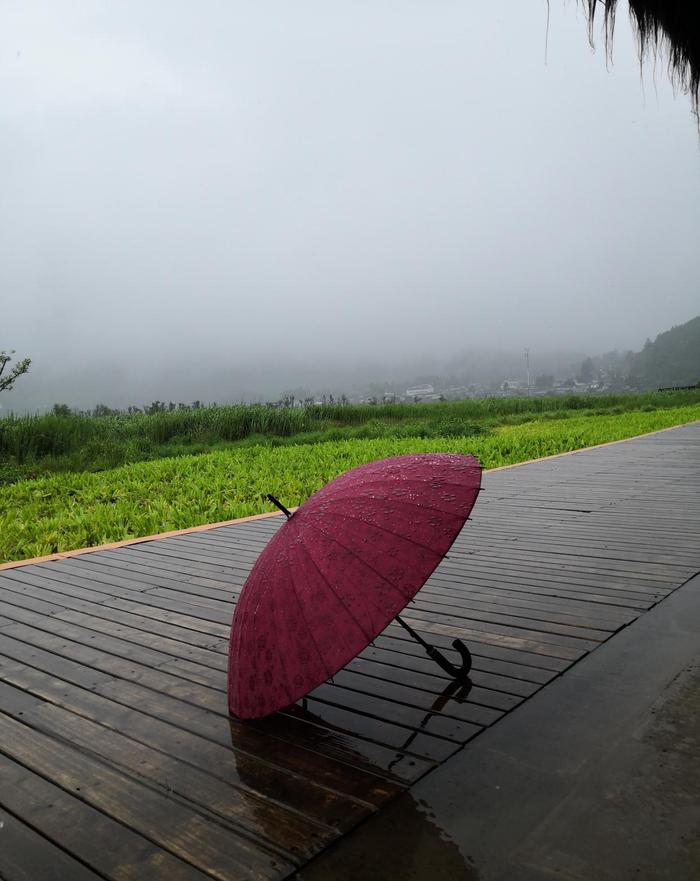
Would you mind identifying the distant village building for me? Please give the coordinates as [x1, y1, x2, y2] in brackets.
[444, 386, 471, 400]
[500, 380, 528, 394]
[553, 379, 589, 395]
[406, 384, 435, 399]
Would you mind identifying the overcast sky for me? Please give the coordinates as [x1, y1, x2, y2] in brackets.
[2, 1, 699, 407]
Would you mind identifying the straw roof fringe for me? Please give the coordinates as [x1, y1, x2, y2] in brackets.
[586, 0, 699, 116]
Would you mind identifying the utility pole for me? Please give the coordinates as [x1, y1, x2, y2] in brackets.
[524, 348, 531, 397]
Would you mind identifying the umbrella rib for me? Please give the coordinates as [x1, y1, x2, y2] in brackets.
[308, 507, 461, 557]
[282, 549, 336, 681]
[299, 518, 416, 607]
[294, 536, 374, 643]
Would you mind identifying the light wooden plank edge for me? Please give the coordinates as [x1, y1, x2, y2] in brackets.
[0, 509, 286, 570]
[2, 419, 697, 572]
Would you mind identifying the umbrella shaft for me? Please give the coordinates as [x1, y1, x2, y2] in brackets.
[395, 614, 430, 650]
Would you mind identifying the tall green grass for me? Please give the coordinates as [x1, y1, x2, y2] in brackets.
[2, 390, 698, 481]
[0, 404, 317, 464]
[1, 403, 697, 563]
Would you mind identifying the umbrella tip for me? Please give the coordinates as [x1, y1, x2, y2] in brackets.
[267, 494, 293, 519]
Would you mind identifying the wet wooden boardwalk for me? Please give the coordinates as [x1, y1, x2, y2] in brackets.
[1, 423, 698, 881]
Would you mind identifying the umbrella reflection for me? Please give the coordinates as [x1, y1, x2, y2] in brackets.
[389, 677, 473, 771]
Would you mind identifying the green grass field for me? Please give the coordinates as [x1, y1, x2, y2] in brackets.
[1, 402, 698, 564]
[2, 389, 699, 485]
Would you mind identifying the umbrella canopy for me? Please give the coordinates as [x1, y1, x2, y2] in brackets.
[228, 452, 482, 719]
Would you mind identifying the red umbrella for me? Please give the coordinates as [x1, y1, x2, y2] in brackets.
[228, 453, 482, 719]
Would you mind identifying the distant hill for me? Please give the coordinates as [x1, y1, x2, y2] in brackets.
[630, 316, 700, 388]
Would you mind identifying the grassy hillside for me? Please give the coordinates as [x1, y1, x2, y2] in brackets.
[630, 315, 700, 388]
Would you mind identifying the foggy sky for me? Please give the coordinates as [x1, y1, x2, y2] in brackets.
[2, 1, 699, 409]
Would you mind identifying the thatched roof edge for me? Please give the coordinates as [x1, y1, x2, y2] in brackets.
[586, 0, 699, 116]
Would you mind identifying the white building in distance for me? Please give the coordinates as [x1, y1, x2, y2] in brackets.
[406, 384, 435, 398]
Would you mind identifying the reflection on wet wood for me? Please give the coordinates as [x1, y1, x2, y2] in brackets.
[0, 424, 698, 879]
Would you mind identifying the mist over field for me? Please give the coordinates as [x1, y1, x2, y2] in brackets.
[2, 1, 699, 411]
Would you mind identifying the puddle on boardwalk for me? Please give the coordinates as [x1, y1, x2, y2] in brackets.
[296, 792, 480, 881]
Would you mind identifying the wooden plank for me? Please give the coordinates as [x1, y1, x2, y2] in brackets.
[0, 680, 46, 714]
[0, 806, 103, 881]
[95, 544, 251, 578]
[357, 639, 554, 687]
[0, 605, 224, 689]
[0, 618, 475, 776]
[439, 551, 684, 587]
[307, 683, 484, 745]
[405, 600, 613, 642]
[0, 576, 229, 649]
[280, 699, 462, 763]
[426, 573, 657, 610]
[0, 582, 228, 665]
[472, 515, 700, 543]
[107, 675, 462, 764]
[142, 587, 233, 616]
[0, 655, 399, 820]
[440, 539, 675, 586]
[397, 616, 588, 661]
[21, 560, 239, 610]
[1, 566, 229, 624]
[0, 756, 217, 881]
[61, 553, 246, 592]
[429, 561, 660, 594]
[0, 606, 463, 780]
[0, 624, 226, 706]
[329, 669, 507, 722]
[3, 565, 235, 625]
[447, 546, 696, 578]
[108, 545, 253, 578]
[2, 570, 600, 679]
[416, 591, 637, 632]
[417, 582, 638, 623]
[453, 532, 700, 568]
[346, 653, 536, 700]
[160, 534, 262, 558]
[390, 626, 583, 670]
[3, 689, 333, 861]
[54, 608, 226, 665]
[85, 548, 631, 629]
[377, 626, 571, 673]
[1, 573, 572, 683]
[129, 547, 259, 576]
[54, 548, 644, 648]
[440, 550, 678, 586]
[0, 634, 423, 790]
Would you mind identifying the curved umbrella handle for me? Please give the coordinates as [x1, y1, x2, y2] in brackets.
[395, 615, 472, 683]
[451, 638, 472, 678]
[424, 641, 471, 682]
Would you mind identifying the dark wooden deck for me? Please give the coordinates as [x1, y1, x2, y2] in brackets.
[1, 423, 698, 881]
